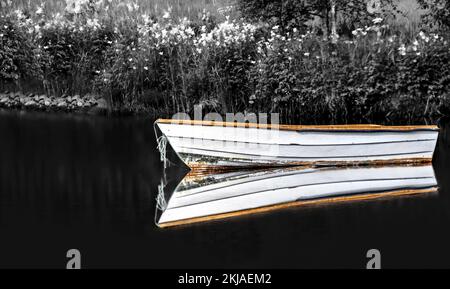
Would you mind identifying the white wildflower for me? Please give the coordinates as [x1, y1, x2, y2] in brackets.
[372, 17, 383, 24]
[126, 3, 134, 12]
[398, 44, 406, 56]
[162, 10, 170, 19]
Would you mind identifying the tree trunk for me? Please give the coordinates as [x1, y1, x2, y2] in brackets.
[330, 0, 338, 43]
[322, 8, 329, 40]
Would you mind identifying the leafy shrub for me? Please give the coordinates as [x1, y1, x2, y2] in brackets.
[236, 0, 314, 31]
[250, 24, 450, 123]
[0, 15, 37, 83]
[418, 0, 450, 30]
[237, 0, 401, 35]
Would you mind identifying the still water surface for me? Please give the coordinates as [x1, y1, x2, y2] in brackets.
[0, 110, 449, 268]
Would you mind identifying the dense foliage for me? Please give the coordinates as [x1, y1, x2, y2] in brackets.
[250, 25, 450, 123]
[0, 15, 38, 82]
[418, 0, 450, 30]
[236, 0, 402, 35]
[0, 0, 449, 123]
[236, 0, 313, 31]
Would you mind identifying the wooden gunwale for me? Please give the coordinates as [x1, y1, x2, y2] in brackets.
[156, 119, 439, 132]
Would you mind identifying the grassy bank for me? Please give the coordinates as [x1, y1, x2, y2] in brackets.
[1, 0, 449, 123]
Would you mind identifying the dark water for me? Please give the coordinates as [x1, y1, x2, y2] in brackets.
[0, 110, 450, 269]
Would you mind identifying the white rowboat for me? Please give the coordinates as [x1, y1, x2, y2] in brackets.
[155, 119, 439, 170]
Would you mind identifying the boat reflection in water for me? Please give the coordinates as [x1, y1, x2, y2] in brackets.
[155, 164, 438, 228]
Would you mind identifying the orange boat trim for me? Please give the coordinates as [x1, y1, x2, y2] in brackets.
[156, 119, 439, 132]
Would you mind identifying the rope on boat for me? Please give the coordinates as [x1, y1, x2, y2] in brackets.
[156, 135, 168, 169]
[154, 174, 168, 227]
[156, 181, 167, 211]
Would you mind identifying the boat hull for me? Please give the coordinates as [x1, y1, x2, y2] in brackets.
[155, 120, 439, 169]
